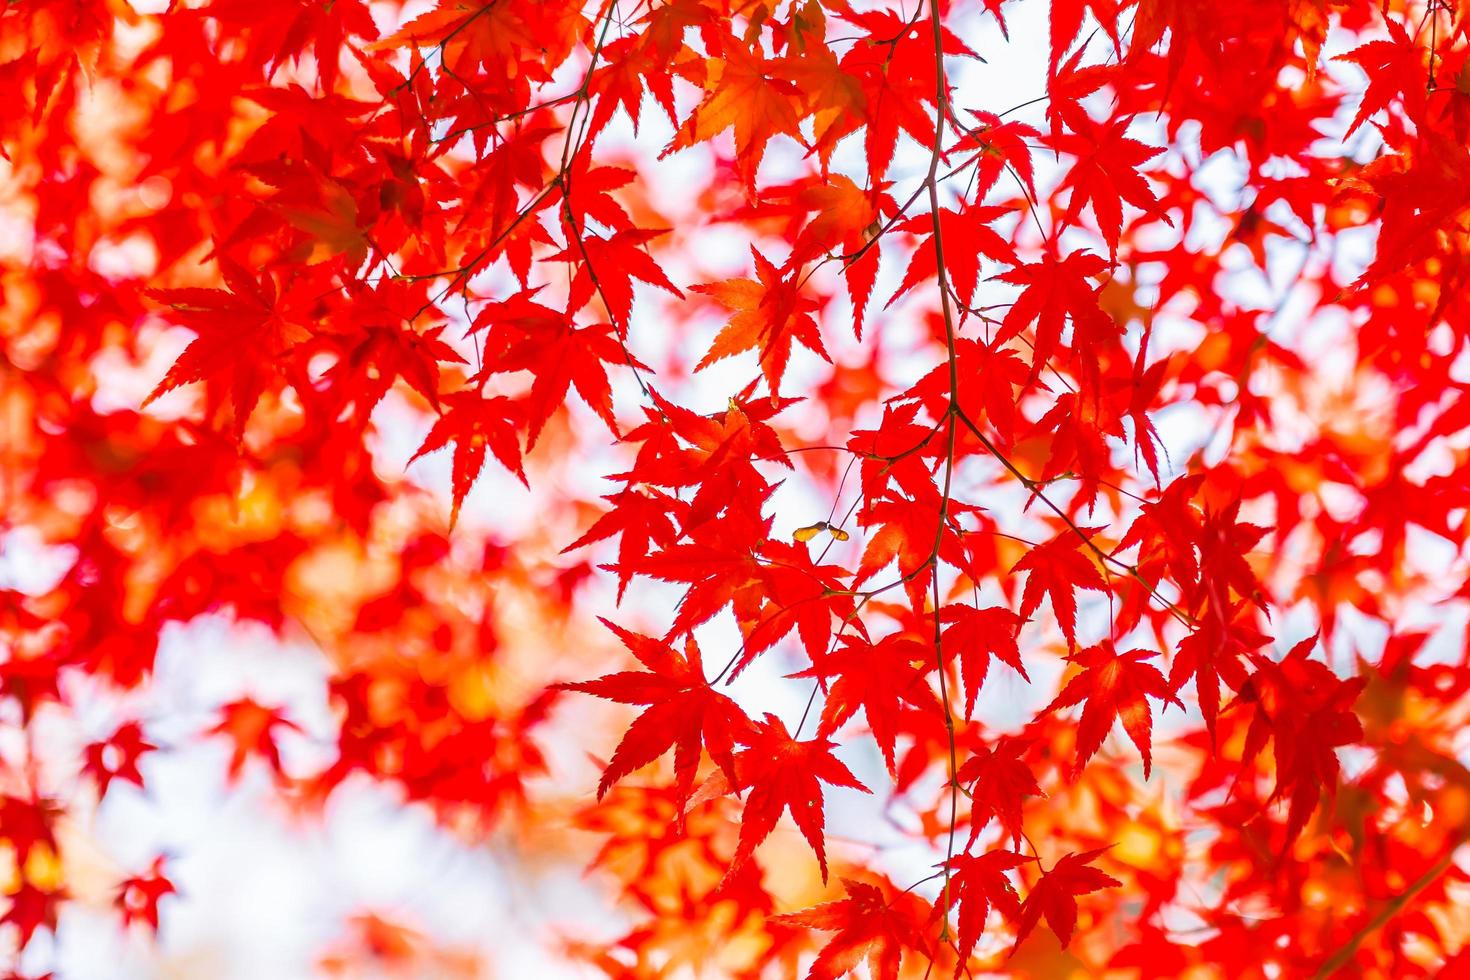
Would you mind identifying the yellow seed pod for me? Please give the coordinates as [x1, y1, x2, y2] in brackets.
[794, 523, 825, 543]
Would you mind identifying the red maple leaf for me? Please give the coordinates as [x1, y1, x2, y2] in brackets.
[908, 339, 1030, 449]
[956, 112, 1040, 201]
[558, 621, 751, 805]
[890, 206, 1017, 308]
[116, 856, 175, 934]
[1236, 636, 1367, 846]
[1012, 531, 1109, 649]
[993, 249, 1116, 380]
[692, 249, 831, 395]
[1046, 642, 1182, 779]
[665, 40, 805, 189]
[563, 484, 685, 600]
[737, 539, 857, 668]
[944, 849, 1028, 974]
[774, 878, 931, 980]
[206, 698, 302, 783]
[555, 227, 684, 328]
[1013, 847, 1122, 951]
[1170, 602, 1270, 743]
[721, 714, 869, 883]
[82, 721, 156, 797]
[470, 288, 649, 445]
[0, 797, 59, 865]
[3, 880, 63, 949]
[955, 735, 1041, 848]
[408, 392, 525, 525]
[1336, 18, 1422, 138]
[1050, 117, 1166, 257]
[145, 258, 311, 437]
[1048, 0, 1120, 73]
[796, 632, 941, 775]
[320, 314, 466, 420]
[940, 604, 1029, 718]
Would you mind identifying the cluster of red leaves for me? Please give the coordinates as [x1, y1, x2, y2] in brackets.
[1, 0, 1469, 976]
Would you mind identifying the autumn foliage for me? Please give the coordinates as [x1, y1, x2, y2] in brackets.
[3, 0, 1470, 976]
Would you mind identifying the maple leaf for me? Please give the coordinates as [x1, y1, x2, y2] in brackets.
[890, 206, 1017, 308]
[206, 698, 301, 782]
[786, 174, 879, 267]
[585, 24, 689, 141]
[908, 339, 1030, 449]
[1046, 643, 1182, 779]
[1170, 602, 1270, 744]
[958, 111, 1040, 201]
[200, 0, 378, 91]
[1048, 0, 1120, 74]
[1012, 532, 1109, 649]
[557, 621, 751, 805]
[665, 40, 805, 188]
[1013, 847, 1122, 951]
[145, 258, 311, 437]
[944, 850, 1027, 975]
[940, 605, 1028, 718]
[452, 120, 559, 256]
[1236, 636, 1367, 846]
[555, 227, 684, 328]
[116, 856, 175, 934]
[0, 797, 59, 865]
[775, 878, 930, 980]
[955, 736, 1041, 848]
[321, 314, 466, 421]
[1116, 475, 1205, 586]
[376, 0, 584, 114]
[847, 401, 945, 505]
[855, 491, 987, 614]
[563, 484, 685, 600]
[409, 392, 525, 523]
[994, 249, 1116, 380]
[1336, 18, 1421, 139]
[1353, 135, 1470, 285]
[1196, 499, 1270, 613]
[693, 249, 831, 394]
[1050, 118, 1165, 257]
[558, 158, 637, 234]
[635, 527, 768, 643]
[469, 289, 643, 445]
[738, 539, 857, 668]
[796, 632, 941, 775]
[258, 163, 371, 267]
[755, 171, 886, 333]
[82, 721, 155, 797]
[1045, 47, 1114, 137]
[3, 880, 63, 949]
[1128, 0, 1238, 92]
[616, 390, 792, 530]
[723, 714, 869, 883]
[824, 5, 975, 179]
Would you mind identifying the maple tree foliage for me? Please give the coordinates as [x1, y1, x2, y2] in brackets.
[2, 0, 1470, 976]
